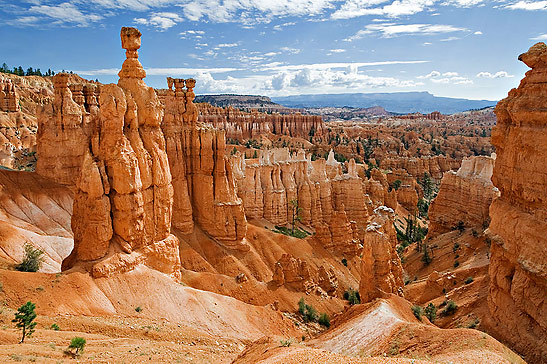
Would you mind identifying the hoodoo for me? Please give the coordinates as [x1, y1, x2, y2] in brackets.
[53, 27, 182, 278]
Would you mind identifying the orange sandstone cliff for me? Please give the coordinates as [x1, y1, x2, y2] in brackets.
[428, 155, 499, 238]
[488, 42, 547, 362]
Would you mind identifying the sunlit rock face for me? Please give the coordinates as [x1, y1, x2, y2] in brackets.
[488, 42, 547, 362]
[428, 155, 499, 238]
[47, 27, 181, 278]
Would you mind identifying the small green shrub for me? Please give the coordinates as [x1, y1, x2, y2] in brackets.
[280, 338, 293, 347]
[456, 221, 465, 232]
[15, 244, 44, 272]
[341, 258, 348, 267]
[467, 318, 480, 329]
[453, 260, 460, 268]
[67, 337, 86, 356]
[464, 276, 474, 284]
[453, 243, 460, 253]
[424, 303, 437, 323]
[272, 225, 309, 239]
[297, 298, 318, 323]
[343, 288, 361, 305]
[441, 300, 458, 316]
[50, 323, 60, 331]
[318, 313, 330, 328]
[135, 306, 142, 313]
[411, 305, 423, 321]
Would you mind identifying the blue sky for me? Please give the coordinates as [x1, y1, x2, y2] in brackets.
[0, 0, 546, 100]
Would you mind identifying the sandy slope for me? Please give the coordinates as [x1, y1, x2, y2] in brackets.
[0, 170, 73, 272]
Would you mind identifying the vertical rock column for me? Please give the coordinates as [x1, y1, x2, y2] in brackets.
[359, 206, 404, 303]
[163, 77, 248, 250]
[62, 27, 181, 279]
[487, 42, 547, 362]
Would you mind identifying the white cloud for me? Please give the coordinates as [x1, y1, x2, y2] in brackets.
[474, 31, 483, 35]
[25, 2, 103, 26]
[442, 0, 483, 7]
[180, 30, 205, 40]
[191, 67, 424, 95]
[505, 1, 547, 10]
[273, 21, 296, 31]
[531, 33, 547, 40]
[418, 70, 472, 84]
[179, 0, 335, 23]
[329, 49, 347, 53]
[260, 60, 428, 72]
[332, 0, 436, 19]
[134, 12, 181, 30]
[280, 47, 301, 54]
[345, 23, 468, 40]
[217, 43, 239, 48]
[440, 36, 460, 41]
[476, 71, 514, 78]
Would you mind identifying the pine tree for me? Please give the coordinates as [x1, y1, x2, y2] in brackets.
[12, 301, 37, 343]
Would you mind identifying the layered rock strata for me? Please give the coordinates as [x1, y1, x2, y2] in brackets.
[195, 103, 324, 140]
[428, 155, 499, 238]
[487, 42, 547, 362]
[57, 27, 181, 278]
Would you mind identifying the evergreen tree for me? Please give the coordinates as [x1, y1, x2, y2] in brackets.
[12, 301, 37, 343]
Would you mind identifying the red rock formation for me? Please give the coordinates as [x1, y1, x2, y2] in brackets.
[196, 103, 324, 140]
[35, 73, 93, 185]
[162, 78, 248, 250]
[0, 77, 19, 112]
[380, 155, 459, 180]
[359, 206, 404, 302]
[59, 27, 181, 279]
[487, 42, 547, 362]
[428, 155, 499, 238]
[232, 149, 367, 255]
[272, 253, 311, 290]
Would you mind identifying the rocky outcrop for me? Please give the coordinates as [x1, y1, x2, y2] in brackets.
[0, 77, 19, 112]
[162, 78, 248, 250]
[195, 103, 324, 140]
[359, 206, 404, 302]
[57, 27, 181, 278]
[232, 149, 369, 255]
[380, 155, 460, 180]
[487, 43, 547, 362]
[272, 254, 311, 290]
[35, 73, 93, 185]
[428, 155, 499, 238]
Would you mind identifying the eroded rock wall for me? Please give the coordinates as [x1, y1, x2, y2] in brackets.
[231, 149, 392, 256]
[488, 42, 547, 362]
[428, 155, 499, 238]
[196, 103, 324, 140]
[380, 155, 460, 180]
[162, 78, 248, 250]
